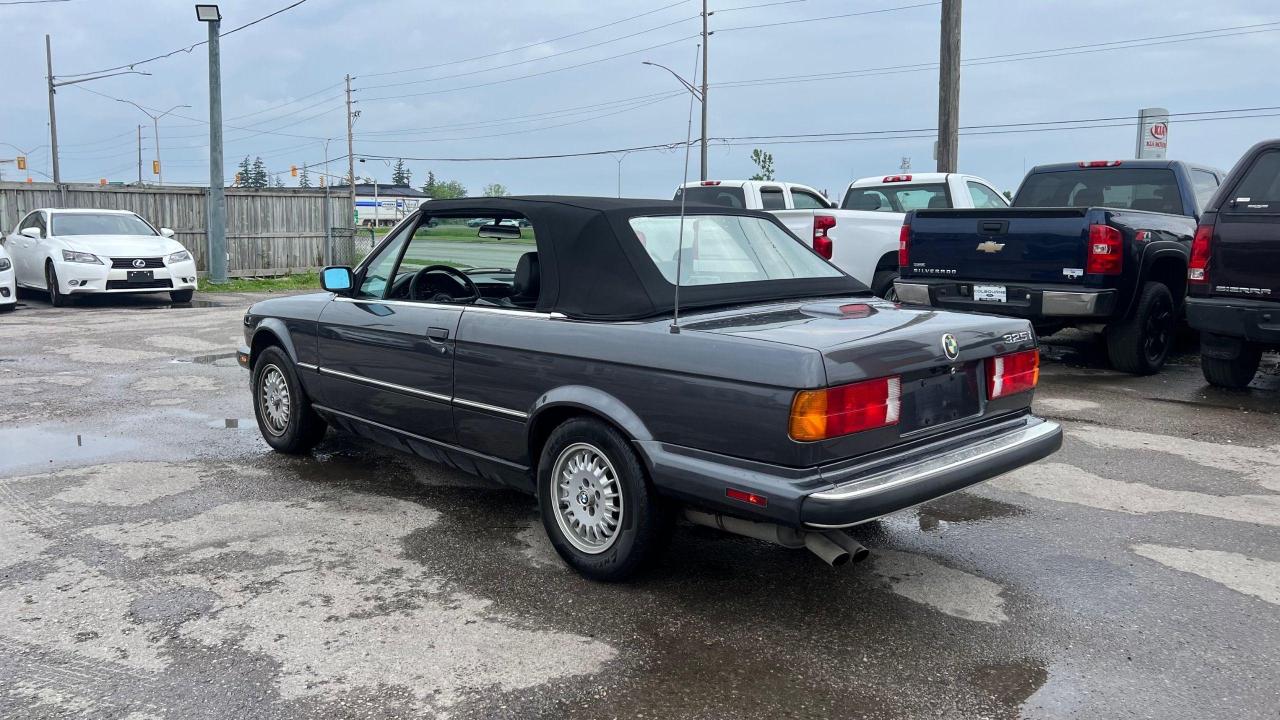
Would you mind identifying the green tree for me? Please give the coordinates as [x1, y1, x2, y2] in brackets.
[391, 158, 412, 186]
[298, 165, 311, 188]
[1002, 190, 1013, 201]
[482, 182, 509, 197]
[420, 170, 436, 196]
[236, 156, 252, 187]
[250, 156, 268, 189]
[429, 179, 467, 199]
[748, 149, 775, 181]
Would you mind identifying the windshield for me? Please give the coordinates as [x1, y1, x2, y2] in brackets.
[841, 183, 950, 212]
[629, 214, 843, 286]
[1014, 168, 1184, 214]
[673, 186, 748, 209]
[52, 213, 156, 236]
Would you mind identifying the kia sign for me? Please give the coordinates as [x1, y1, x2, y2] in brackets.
[1136, 107, 1169, 159]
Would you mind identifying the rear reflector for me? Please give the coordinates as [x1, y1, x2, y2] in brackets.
[1086, 224, 1123, 274]
[813, 214, 836, 259]
[1077, 160, 1123, 168]
[898, 223, 911, 268]
[1188, 224, 1213, 284]
[789, 376, 901, 441]
[883, 174, 912, 183]
[726, 488, 768, 507]
[986, 349, 1039, 399]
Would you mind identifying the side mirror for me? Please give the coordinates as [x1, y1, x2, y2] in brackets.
[160, 227, 175, 238]
[20, 227, 41, 239]
[321, 266, 355, 295]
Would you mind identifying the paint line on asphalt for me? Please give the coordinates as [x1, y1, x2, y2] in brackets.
[872, 550, 1009, 624]
[1068, 424, 1280, 492]
[1132, 544, 1280, 607]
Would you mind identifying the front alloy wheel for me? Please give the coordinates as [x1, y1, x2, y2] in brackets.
[250, 345, 327, 454]
[45, 262, 67, 307]
[258, 364, 292, 437]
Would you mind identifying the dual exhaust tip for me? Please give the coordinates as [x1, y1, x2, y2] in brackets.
[683, 509, 869, 567]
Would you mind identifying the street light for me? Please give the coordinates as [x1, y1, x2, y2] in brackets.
[643, 59, 706, 180]
[116, 100, 190, 186]
[198, 3, 227, 284]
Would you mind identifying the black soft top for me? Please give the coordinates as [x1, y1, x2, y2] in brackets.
[417, 196, 865, 320]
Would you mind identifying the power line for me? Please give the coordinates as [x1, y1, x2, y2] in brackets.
[0, 0, 71, 5]
[715, 1, 938, 32]
[59, 0, 311, 78]
[71, 85, 332, 141]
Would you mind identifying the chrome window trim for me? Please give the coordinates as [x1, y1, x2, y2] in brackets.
[453, 397, 528, 420]
[331, 295, 556, 319]
[317, 366, 451, 403]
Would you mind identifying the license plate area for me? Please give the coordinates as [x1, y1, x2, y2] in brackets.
[973, 284, 1006, 302]
[899, 363, 982, 434]
[126, 270, 154, 283]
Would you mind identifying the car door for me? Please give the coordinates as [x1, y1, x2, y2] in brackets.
[314, 215, 464, 444]
[11, 211, 45, 286]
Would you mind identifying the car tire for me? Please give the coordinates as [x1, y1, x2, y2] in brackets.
[1200, 344, 1262, 389]
[1105, 281, 1175, 375]
[537, 417, 673, 581]
[45, 261, 68, 308]
[0, 303, 14, 313]
[170, 289, 195, 304]
[251, 346, 328, 454]
[871, 270, 899, 300]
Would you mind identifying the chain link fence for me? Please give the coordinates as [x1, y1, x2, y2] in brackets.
[328, 227, 377, 267]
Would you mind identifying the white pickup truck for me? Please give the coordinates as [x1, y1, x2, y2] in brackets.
[676, 174, 1008, 297]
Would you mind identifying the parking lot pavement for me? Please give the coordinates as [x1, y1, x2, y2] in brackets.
[0, 291, 1277, 720]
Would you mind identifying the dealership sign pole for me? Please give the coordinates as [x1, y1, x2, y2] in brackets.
[1135, 107, 1169, 159]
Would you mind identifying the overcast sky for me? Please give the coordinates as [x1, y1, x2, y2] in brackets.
[2, 0, 1276, 197]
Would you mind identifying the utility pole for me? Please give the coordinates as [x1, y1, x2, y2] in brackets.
[137, 125, 143, 184]
[345, 74, 357, 228]
[199, 5, 227, 284]
[45, 35, 61, 184]
[936, 0, 961, 173]
[700, 0, 710, 181]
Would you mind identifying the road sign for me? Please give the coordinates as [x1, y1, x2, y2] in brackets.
[1136, 108, 1169, 159]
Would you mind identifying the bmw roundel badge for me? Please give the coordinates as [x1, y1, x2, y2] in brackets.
[942, 333, 960, 360]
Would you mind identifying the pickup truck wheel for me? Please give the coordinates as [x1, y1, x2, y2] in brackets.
[871, 270, 899, 300]
[251, 346, 328, 454]
[1201, 345, 1262, 389]
[538, 418, 672, 581]
[1105, 281, 1175, 375]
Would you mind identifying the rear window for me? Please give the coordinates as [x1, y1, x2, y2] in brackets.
[1227, 150, 1280, 212]
[675, 186, 747, 209]
[1015, 168, 1184, 215]
[629, 214, 842, 286]
[842, 183, 949, 212]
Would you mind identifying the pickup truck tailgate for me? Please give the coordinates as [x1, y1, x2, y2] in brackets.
[907, 208, 1090, 284]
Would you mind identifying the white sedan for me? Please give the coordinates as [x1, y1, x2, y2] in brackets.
[0, 241, 15, 312]
[5, 208, 198, 306]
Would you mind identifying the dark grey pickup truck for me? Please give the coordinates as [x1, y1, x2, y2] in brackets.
[238, 197, 1061, 580]
[895, 160, 1224, 374]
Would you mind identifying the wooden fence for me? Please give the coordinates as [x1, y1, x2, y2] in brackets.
[0, 182, 355, 277]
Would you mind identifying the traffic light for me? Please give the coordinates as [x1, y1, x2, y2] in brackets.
[152, 160, 161, 175]
[15, 156, 26, 171]
[234, 172, 242, 185]
[291, 165, 298, 177]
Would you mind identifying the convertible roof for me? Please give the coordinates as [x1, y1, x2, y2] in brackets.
[416, 196, 866, 320]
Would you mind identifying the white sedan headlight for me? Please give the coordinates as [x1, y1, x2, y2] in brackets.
[167, 250, 192, 264]
[62, 250, 102, 264]
[0, 258, 10, 271]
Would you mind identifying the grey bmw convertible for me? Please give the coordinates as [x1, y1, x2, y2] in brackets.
[238, 196, 1061, 580]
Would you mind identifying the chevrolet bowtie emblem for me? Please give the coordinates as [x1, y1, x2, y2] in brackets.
[976, 240, 1006, 253]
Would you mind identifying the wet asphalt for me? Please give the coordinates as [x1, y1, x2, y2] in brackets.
[0, 289, 1276, 720]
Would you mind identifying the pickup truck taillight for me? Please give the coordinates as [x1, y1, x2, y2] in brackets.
[1188, 224, 1213, 284]
[898, 223, 911, 268]
[986, 349, 1040, 399]
[1086, 224, 1123, 275]
[789, 376, 901, 441]
[813, 215, 835, 259]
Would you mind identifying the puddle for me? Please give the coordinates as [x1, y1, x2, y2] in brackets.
[917, 493, 1025, 531]
[208, 418, 254, 430]
[0, 427, 141, 474]
[969, 661, 1048, 707]
[171, 351, 239, 366]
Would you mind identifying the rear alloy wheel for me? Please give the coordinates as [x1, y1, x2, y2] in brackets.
[45, 262, 68, 308]
[251, 346, 327, 454]
[1201, 344, 1262, 389]
[871, 270, 899, 301]
[538, 418, 672, 581]
[1106, 281, 1175, 375]
[170, 289, 195, 304]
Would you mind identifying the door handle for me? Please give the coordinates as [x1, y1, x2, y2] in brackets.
[426, 326, 450, 342]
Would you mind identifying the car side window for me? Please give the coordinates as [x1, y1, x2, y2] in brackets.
[790, 189, 828, 209]
[357, 220, 415, 299]
[967, 181, 1008, 209]
[1226, 152, 1279, 211]
[759, 186, 786, 210]
[1191, 170, 1220, 211]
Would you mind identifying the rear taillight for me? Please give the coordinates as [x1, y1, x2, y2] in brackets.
[813, 215, 836, 259]
[898, 223, 911, 268]
[986, 349, 1040, 399]
[1086, 224, 1123, 275]
[789, 376, 902, 441]
[1188, 223, 1213, 284]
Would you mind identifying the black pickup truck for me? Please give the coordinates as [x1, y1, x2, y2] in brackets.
[1186, 140, 1280, 388]
[894, 160, 1224, 374]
